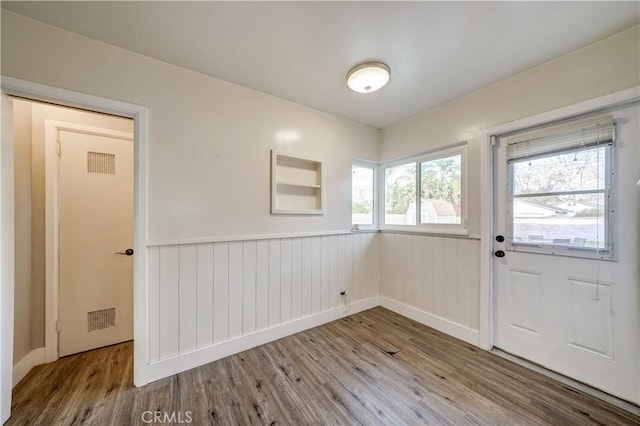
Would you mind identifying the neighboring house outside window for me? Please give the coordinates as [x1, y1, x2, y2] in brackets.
[381, 144, 467, 234]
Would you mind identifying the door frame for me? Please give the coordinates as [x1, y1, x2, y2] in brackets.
[0, 77, 150, 402]
[44, 121, 134, 362]
[1, 90, 16, 423]
[478, 86, 640, 353]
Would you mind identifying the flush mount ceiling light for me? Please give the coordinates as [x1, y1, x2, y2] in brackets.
[346, 62, 391, 93]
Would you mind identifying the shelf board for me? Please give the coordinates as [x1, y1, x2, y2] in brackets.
[271, 208, 324, 215]
[276, 182, 321, 189]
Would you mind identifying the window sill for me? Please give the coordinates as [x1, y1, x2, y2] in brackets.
[379, 226, 478, 240]
[351, 226, 379, 233]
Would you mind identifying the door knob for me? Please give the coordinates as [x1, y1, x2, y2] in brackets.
[494, 250, 506, 258]
[495, 235, 505, 243]
[116, 249, 134, 256]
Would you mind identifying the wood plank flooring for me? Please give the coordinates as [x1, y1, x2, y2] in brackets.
[10, 307, 640, 425]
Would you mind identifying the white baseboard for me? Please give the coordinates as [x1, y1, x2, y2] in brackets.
[144, 296, 380, 384]
[12, 347, 46, 388]
[380, 296, 480, 346]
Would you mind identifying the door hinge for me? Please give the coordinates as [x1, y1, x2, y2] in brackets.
[490, 135, 497, 146]
[56, 139, 62, 156]
[56, 320, 61, 333]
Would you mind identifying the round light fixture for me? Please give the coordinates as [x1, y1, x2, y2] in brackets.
[346, 62, 391, 93]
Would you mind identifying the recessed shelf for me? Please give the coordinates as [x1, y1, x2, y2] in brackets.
[271, 150, 323, 215]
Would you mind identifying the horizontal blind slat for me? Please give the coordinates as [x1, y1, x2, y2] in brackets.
[504, 115, 614, 161]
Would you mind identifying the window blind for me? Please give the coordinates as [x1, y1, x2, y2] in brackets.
[504, 115, 614, 161]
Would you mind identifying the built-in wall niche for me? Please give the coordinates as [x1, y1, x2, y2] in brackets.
[271, 150, 324, 215]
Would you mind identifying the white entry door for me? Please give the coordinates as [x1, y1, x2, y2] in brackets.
[58, 128, 134, 357]
[493, 103, 640, 404]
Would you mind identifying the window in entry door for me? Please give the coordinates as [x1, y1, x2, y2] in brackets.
[505, 116, 615, 259]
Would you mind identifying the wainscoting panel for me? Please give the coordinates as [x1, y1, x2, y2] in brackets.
[147, 232, 379, 363]
[196, 243, 214, 349]
[380, 232, 480, 336]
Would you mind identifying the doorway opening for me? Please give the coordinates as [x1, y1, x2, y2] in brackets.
[12, 98, 135, 377]
[1, 77, 149, 423]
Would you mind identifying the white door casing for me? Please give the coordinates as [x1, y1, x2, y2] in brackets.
[57, 128, 134, 357]
[1, 76, 150, 398]
[493, 103, 640, 403]
[1, 92, 16, 424]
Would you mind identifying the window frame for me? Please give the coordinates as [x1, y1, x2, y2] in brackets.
[379, 144, 468, 235]
[351, 160, 378, 230]
[506, 142, 615, 259]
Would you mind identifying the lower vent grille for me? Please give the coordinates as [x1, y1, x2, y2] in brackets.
[88, 307, 116, 332]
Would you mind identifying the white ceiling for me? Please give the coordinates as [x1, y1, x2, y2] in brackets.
[3, 1, 638, 129]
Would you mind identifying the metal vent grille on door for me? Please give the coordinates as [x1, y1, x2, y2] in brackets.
[88, 307, 116, 332]
[87, 151, 115, 174]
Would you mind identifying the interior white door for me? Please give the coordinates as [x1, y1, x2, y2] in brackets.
[58, 129, 133, 357]
[493, 103, 640, 404]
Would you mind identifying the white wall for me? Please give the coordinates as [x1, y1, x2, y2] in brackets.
[380, 233, 480, 345]
[379, 26, 639, 340]
[146, 232, 379, 381]
[381, 25, 639, 236]
[1, 11, 381, 244]
[1, 10, 381, 384]
[12, 100, 32, 365]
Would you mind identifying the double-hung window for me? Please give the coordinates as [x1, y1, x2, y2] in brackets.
[505, 115, 615, 258]
[381, 145, 467, 233]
